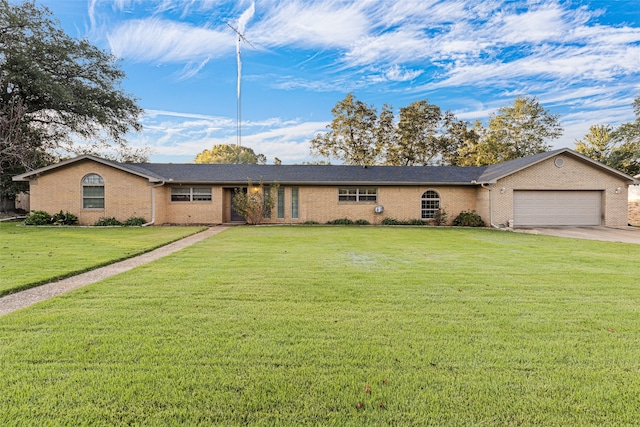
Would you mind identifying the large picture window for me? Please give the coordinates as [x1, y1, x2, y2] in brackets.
[338, 188, 377, 203]
[171, 187, 212, 202]
[82, 174, 104, 209]
[421, 190, 440, 219]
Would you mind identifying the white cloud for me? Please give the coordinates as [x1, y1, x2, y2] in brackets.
[135, 109, 324, 163]
[250, 0, 370, 48]
[107, 18, 233, 62]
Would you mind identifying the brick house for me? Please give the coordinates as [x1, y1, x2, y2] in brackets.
[13, 148, 639, 227]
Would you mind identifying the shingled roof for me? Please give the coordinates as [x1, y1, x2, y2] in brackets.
[124, 163, 488, 185]
[14, 148, 638, 186]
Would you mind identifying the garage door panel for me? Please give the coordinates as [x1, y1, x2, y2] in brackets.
[514, 191, 601, 226]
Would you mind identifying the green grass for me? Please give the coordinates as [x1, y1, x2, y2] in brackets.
[0, 222, 205, 296]
[1, 226, 639, 425]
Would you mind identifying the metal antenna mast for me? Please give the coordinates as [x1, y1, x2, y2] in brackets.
[226, 22, 255, 158]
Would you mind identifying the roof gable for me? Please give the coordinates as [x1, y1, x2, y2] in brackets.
[478, 148, 639, 184]
[12, 155, 165, 183]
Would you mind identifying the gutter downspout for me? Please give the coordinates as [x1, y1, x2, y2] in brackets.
[142, 181, 165, 226]
[480, 183, 500, 229]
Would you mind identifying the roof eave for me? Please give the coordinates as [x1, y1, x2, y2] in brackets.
[11, 155, 164, 183]
[163, 180, 481, 186]
[480, 148, 639, 183]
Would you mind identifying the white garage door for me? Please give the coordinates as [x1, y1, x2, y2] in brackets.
[514, 191, 602, 226]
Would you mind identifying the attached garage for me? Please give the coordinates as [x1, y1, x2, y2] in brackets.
[514, 190, 602, 226]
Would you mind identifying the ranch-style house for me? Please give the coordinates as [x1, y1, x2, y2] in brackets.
[13, 148, 639, 227]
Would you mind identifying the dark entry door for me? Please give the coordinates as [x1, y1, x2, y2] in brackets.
[230, 188, 247, 221]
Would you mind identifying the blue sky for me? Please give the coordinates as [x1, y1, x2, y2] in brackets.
[35, 0, 640, 164]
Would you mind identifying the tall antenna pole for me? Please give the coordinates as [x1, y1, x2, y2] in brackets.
[227, 21, 255, 161]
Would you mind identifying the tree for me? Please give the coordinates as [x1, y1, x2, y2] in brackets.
[385, 101, 470, 166]
[456, 96, 563, 166]
[574, 125, 615, 164]
[385, 100, 443, 166]
[575, 96, 640, 176]
[0, 0, 144, 209]
[231, 180, 279, 225]
[194, 144, 267, 164]
[444, 119, 484, 166]
[310, 93, 381, 165]
[609, 95, 640, 176]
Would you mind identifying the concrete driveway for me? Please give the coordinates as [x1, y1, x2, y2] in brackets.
[515, 226, 640, 244]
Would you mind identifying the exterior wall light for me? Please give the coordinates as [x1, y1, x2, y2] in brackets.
[500, 187, 506, 194]
[615, 187, 621, 194]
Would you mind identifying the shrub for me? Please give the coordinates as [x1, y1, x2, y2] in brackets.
[123, 217, 146, 226]
[381, 217, 401, 225]
[432, 208, 448, 226]
[51, 210, 78, 225]
[94, 217, 122, 226]
[326, 218, 354, 225]
[453, 210, 485, 227]
[303, 221, 320, 225]
[405, 219, 426, 226]
[354, 219, 370, 225]
[24, 210, 52, 225]
[232, 180, 279, 225]
[381, 218, 427, 226]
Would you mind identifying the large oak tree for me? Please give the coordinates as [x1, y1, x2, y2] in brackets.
[0, 0, 144, 210]
[194, 144, 267, 164]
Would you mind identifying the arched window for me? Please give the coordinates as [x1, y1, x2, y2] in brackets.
[421, 190, 440, 219]
[82, 174, 104, 209]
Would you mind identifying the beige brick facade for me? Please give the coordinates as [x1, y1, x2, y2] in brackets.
[489, 154, 630, 227]
[17, 152, 635, 227]
[27, 159, 153, 225]
[254, 185, 477, 225]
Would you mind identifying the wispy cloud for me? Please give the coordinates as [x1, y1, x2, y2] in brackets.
[134, 109, 325, 162]
[107, 19, 232, 62]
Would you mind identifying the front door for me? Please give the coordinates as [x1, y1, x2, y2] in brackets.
[230, 187, 247, 222]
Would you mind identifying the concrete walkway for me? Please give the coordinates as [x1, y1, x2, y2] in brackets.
[0, 226, 228, 316]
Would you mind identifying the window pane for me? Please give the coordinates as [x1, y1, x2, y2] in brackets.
[171, 187, 191, 202]
[291, 188, 299, 219]
[83, 187, 104, 197]
[82, 174, 104, 185]
[172, 188, 190, 194]
[83, 198, 104, 209]
[193, 188, 212, 201]
[359, 189, 377, 202]
[338, 188, 357, 201]
[262, 187, 271, 219]
[277, 187, 285, 219]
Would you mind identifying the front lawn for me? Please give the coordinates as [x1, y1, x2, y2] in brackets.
[0, 227, 639, 425]
[0, 222, 205, 296]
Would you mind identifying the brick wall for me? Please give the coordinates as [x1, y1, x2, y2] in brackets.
[259, 185, 478, 225]
[490, 154, 630, 227]
[28, 160, 153, 225]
